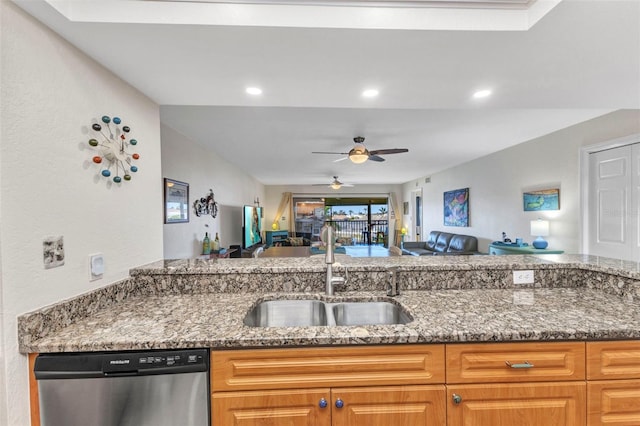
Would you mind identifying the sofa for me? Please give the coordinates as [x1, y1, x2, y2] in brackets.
[402, 231, 478, 255]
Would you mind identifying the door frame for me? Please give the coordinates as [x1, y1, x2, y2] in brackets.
[579, 133, 640, 254]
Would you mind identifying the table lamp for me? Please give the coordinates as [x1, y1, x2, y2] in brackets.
[530, 219, 549, 249]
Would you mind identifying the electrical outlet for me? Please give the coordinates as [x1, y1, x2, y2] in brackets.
[513, 270, 534, 284]
[90, 253, 104, 281]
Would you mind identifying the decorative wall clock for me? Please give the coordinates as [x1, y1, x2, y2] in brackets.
[87, 115, 139, 183]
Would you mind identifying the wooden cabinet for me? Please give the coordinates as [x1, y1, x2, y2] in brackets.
[446, 342, 587, 426]
[586, 341, 640, 425]
[213, 385, 446, 426]
[446, 341, 586, 384]
[211, 345, 445, 392]
[332, 385, 446, 426]
[211, 345, 446, 426]
[447, 382, 586, 426]
[213, 388, 331, 425]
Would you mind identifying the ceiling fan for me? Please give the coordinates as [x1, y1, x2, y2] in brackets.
[312, 136, 409, 164]
[313, 176, 354, 190]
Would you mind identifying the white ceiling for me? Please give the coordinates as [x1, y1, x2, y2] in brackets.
[12, 0, 640, 186]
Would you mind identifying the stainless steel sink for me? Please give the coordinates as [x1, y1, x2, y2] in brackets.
[243, 300, 328, 327]
[244, 299, 411, 327]
[332, 302, 411, 326]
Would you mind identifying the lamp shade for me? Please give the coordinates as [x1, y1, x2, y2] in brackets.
[348, 144, 369, 164]
[530, 219, 549, 237]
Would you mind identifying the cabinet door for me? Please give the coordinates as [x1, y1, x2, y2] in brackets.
[588, 380, 640, 426]
[447, 382, 586, 426]
[331, 385, 446, 426]
[587, 341, 640, 380]
[212, 388, 331, 426]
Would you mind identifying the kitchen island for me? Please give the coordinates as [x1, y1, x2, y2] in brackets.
[18, 254, 640, 353]
[20, 254, 640, 425]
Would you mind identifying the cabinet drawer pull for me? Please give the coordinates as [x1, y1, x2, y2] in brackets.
[452, 394, 462, 405]
[505, 361, 534, 369]
[319, 398, 328, 408]
[335, 398, 344, 409]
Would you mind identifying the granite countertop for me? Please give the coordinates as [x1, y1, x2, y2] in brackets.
[18, 254, 640, 353]
[130, 253, 640, 278]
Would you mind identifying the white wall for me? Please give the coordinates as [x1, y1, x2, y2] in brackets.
[403, 110, 640, 253]
[161, 123, 265, 258]
[0, 3, 164, 424]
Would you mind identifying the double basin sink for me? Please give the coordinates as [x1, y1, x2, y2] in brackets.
[244, 298, 412, 327]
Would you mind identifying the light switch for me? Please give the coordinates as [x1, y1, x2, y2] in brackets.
[90, 253, 104, 281]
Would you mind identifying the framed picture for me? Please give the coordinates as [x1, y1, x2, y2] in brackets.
[444, 187, 469, 227]
[403, 201, 409, 215]
[523, 188, 560, 211]
[164, 178, 189, 223]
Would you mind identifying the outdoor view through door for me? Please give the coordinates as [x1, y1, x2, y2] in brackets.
[293, 197, 390, 246]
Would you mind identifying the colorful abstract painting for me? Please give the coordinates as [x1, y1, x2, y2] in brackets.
[523, 189, 560, 211]
[444, 187, 469, 227]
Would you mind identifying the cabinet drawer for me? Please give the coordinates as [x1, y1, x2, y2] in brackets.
[587, 380, 640, 426]
[587, 341, 640, 380]
[211, 344, 445, 391]
[446, 342, 585, 384]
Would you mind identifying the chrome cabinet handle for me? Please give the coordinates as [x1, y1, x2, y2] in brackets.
[452, 394, 462, 405]
[319, 398, 328, 408]
[335, 398, 344, 409]
[505, 361, 534, 369]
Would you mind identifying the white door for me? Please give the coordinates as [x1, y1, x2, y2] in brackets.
[588, 143, 640, 261]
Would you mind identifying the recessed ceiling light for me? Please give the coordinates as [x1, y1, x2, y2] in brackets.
[473, 89, 492, 99]
[362, 89, 379, 98]
[246, 87, 262, 95]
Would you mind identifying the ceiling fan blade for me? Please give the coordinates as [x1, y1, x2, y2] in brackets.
[368, 155, 385, 162]
[341, 183, 355, 187]
[311, 151, 349, 155]
[369, 148, 409, 155]
[333, 156, 349, 163]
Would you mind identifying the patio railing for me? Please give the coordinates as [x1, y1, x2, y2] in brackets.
[325, 219, 389, 245]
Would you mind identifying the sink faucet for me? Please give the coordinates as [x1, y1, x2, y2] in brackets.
[386, 266, 400, 297]
[325, 225, 347, 295]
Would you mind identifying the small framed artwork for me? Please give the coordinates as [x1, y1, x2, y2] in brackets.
[523, 188, 560, 211]
[164, 178, 189, 223]
[403, 201, 409, 215]
[444, 187, 469, 227]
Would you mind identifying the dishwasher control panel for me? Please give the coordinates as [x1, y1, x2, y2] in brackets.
[35, 348, 209, 379]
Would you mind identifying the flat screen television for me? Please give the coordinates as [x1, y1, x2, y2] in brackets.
[242, 205, 263, 249]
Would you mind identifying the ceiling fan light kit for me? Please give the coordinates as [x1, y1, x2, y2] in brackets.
[314, 176, 354, 190]
[311, 136, 408, 165]
[348, 144, 369, 164]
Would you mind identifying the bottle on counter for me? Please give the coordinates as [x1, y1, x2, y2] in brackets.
[212, 232, 220, 252]
[203, 232, 211, 255]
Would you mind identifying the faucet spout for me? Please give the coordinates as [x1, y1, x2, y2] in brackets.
[324, 225, 346, 295]
[325, 225, 335, 265]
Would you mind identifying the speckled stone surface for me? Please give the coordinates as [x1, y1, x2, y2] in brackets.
[18, 254, 640, 353]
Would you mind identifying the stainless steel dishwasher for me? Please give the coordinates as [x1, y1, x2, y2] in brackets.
[34, 348, 210, 426]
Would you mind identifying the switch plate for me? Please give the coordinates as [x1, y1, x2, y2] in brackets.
[90, 253, 104, 281]
[513, 270, 534, 284]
